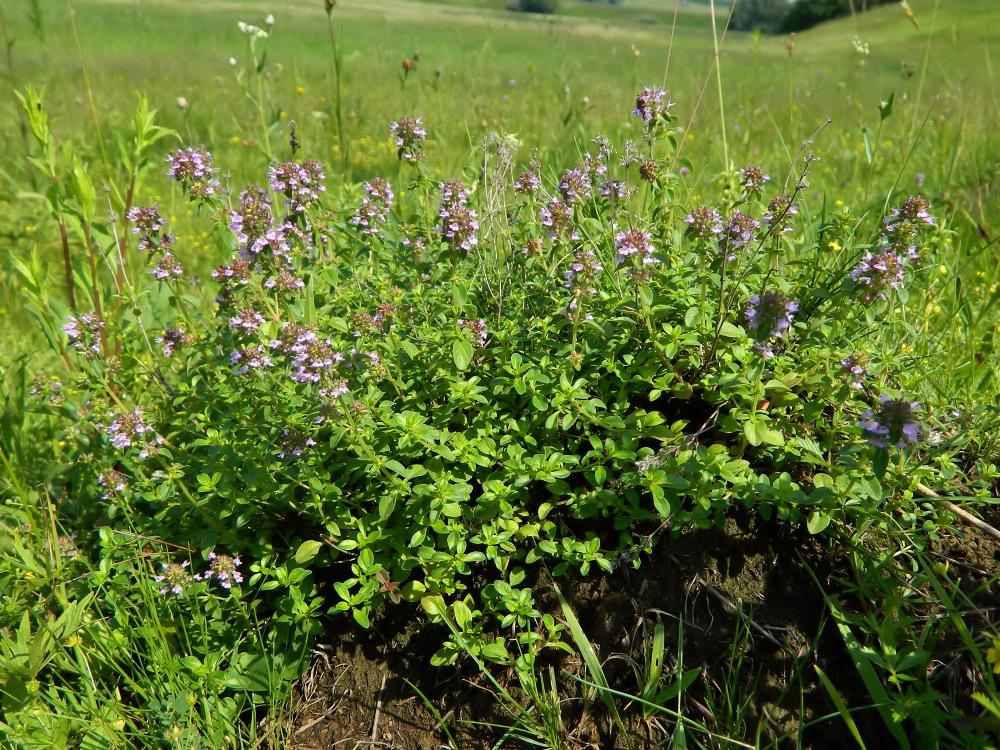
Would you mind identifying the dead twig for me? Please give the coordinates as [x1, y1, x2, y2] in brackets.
[914, 483, 1000, 543]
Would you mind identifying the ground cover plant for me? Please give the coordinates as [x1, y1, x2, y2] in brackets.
[1, 0, 1000, 747]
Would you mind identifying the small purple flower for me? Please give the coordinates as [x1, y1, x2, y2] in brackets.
[745, 290, 797, 358]
[269, 160, 326, 214]
[558, 167, 591, 204]
[390, 116, 427, 161]
[514, 171, 540, 195]
[718, 210, 761, 261]
[278, 429, 316, 459]
[435, 180, 478, 251]
[106, 407, 163, 457]
[850, 250, 905, 301]
[229, 186, 274, 249]
[166, 147, 220, 199]
[632, 86, 673, 124]
[352, 178, 394, 235]
[541, 199, 579, 242]
[763, 196, 798, 236]
[156, 327, 189, 357]
[738, 165, 769, 194]
[685, 207, 724, 241]
[230, 344, 274, 375]
[98, 469, 129, 500]
[198, 552, 243, 589]
[156, 560, 192, 596]
[63, 312, 104, 359]
[839, 355, 866, 390]
[229, 308, 266, 333]
[859, 396, 922, 449]
[458, 319, 488, 347]
[615, 229, 657, 266]
[151, 253, 184, 281]
[58, 535, 78, 559]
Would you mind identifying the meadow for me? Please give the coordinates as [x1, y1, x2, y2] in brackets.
[1, 0, 999, 747]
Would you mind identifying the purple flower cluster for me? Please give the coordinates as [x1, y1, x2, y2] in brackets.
[156, 561, 191, 595]
[166, 147, 220, 199]
[614, 229, 657, 266]
[156, 327, 189, 357]
[632, 86, 673, 124]
[63, 312, 104, 359]
[199, 553, 243, 589]
[684, 207, 724, 242]
[269, 159, 326, 214]
[29, 374, 64, 406]
[582, 152, 608, 180]
[157, 553, 244, 595]
[839, 355, 866, 390]
[720, 210, 761, 262]
[264, 270, 305, 293]
[98, 469, 129, 500]
[151, 253, 184, 281]
[230, 344, 275, 375]
[859, 396, 922, 449]
[230, 308, 266, 333]
[850, 250, 905, 301]
[558, 167, 591, 204]
[435, 179, 479, 252]
[738, 165, 770, 194]
[541, 199, 579, 242]
[390, 116, 427, 161]
[127, 206, 174, 253]
[458, 318, 488, 347]
[745, 290, 797, 358]
[563, 247, 602, 305]
[229, 186, 274, 253]
[514, 171, 540, 195]
[882, 195, 935, 263]
[278, 428, 317, 459]
[763, 196, 798, 236]
[352, 178, 394, 236]
[106, 407, 163, 458]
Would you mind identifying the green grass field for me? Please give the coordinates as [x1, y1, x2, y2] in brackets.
[1, 0, 999, 747]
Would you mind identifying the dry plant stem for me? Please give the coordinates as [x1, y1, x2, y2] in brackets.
[914, 482, 1000, 542]
[690, 574, 784, 647]
[370, 673, 387, 744]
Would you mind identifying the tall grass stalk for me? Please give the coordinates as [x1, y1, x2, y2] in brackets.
[708, 0, 729, 170]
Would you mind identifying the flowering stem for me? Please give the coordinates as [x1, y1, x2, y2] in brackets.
[708, 0, 730, 170]
[326, 14, 348, 176]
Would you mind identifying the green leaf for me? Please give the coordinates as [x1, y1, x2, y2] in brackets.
[862, 126, 873, 165]
[294, 540, 323, 565]
[806, 510, 831, 535]
[452, 339, 473, 371]
[744, 419, 767, 447]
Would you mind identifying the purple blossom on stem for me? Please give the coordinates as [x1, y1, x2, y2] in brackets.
[155, 561, 191, 596]
[151, 253, 184, 281]
[745, 290, 797, 358]
[859, 396, 922, 449]
[269, 160, 326, 214]
[840, 355, 866, 390]
[352, 178, 394, 236]
[738, 165, 770, 194]
[558, 167, 591, 204]
[615, 229, 657, 266]
[166, 147, 220, 199]
[230, 345, 274, 375]
[763, 196, 798, 236]
[63, 312, 104, 359]
[98, 470, 129, 500]
[106, 407, 163, 457]
[435, 180, 478, 251]
[850, 250, 905, 301]
[196, 552, 243, 589]
[720, 210, 761, 262]
[156, 327, 189, 357]
[514, 171, 540, 195]
[632, 86, 673, 124]
[390, 116, 427, 161]
[229, 308, 266, 333]
[685, 207, 724, 241]
[541, 199, 579, 242]
[229, 186, 273, 249]
[458, 319, 488, 347]
[278, 429, 316, 459]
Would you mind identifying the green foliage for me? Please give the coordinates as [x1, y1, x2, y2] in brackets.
[729, 0, 788, 34]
